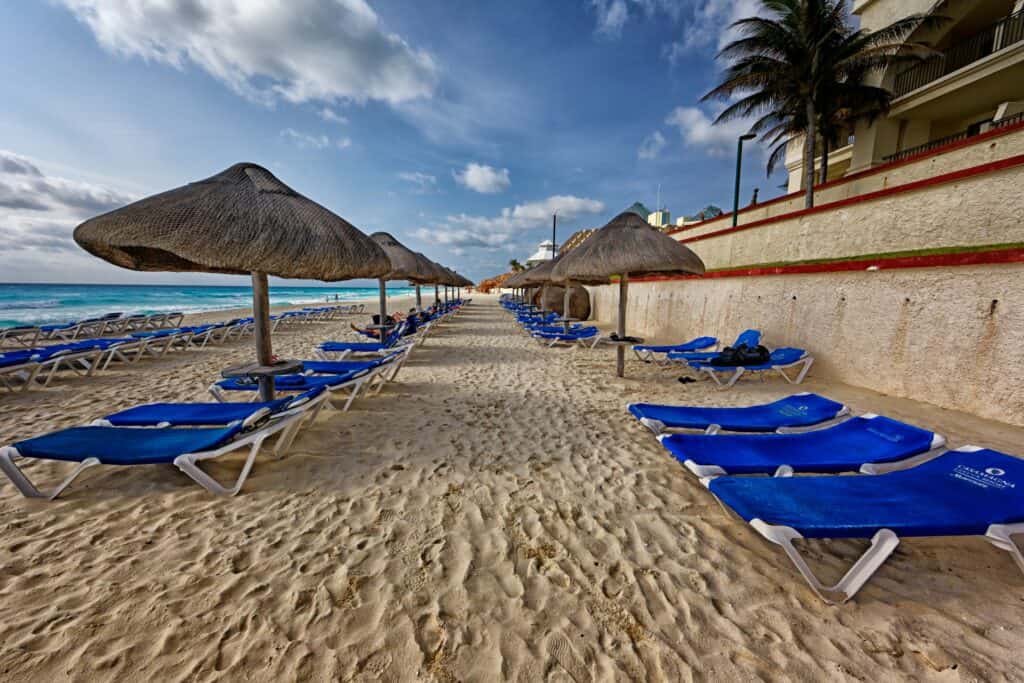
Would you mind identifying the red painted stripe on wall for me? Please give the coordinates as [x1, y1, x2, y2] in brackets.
[676, 153, 1024, 245]
[630, 248, 1024, 283]
[666, 117, 1024, 235]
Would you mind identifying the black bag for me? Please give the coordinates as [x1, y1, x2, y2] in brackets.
[709, 343, 770, 367]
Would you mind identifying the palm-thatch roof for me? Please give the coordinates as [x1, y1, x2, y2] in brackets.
[517, 253, 562, 286]
[73, 163, 390, 280]
[407, 252, 447, 285]
[551, 211, 705, 284]
[370, 232, 433, 282]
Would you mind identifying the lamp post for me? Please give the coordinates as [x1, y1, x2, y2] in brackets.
[551, 212, 557, 259]
[733, 133, 757, 227]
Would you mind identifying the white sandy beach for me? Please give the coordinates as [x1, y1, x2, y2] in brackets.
[0, 294, 1021, 681]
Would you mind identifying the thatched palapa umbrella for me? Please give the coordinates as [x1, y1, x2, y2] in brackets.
[370, 232, 432, 329]
[551, 211, 705, 377]
[74, 162, 390, 400]
[408, 252, 443, 309]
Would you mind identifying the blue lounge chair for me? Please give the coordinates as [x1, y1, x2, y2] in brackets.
[627, 392, 849, 435]
[706, 446, 1024, 603]
[0, 408, 309, 498]
[690, 347, 814, 388]
[633, 336, 718, 363]
[209, 364, 381, 411]
[666, 329, 761, 363]
[532, 326, 600, 348]
[660, 414, 945, 477]
[317, 322, 409, 358]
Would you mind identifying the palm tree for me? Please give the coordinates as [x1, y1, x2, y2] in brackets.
[703, 0, 938, 208]
[509, 258, 524, 272]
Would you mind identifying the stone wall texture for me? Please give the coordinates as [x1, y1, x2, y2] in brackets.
[588, 265, 1024, 425]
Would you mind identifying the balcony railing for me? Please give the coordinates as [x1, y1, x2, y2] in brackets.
[882, 111, 1024, 163]
[893, 9, 1024, 98]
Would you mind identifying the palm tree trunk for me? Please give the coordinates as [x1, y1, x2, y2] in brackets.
[803, 99, 817, 209]
[819, 133, 830, 186]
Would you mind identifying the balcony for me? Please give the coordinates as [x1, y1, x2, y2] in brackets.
[882, 111, 1024, 163]
[893, 9, 1024, 98]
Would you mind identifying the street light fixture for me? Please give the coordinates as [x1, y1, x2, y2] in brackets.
[733, 132, 757, 227]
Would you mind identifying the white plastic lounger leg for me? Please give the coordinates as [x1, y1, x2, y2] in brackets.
[750, 520, 900, 604]
[172, 419, 293, 496]
[0, 447, 101, 500]
[638, 417, 665, 436]
[776, 357, 814, 384]
[985, 523, 1024, 574]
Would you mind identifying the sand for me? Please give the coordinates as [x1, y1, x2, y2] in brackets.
[0, 294, 1021, 681]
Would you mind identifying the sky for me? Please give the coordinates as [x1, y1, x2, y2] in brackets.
[0, 0, 779, 287]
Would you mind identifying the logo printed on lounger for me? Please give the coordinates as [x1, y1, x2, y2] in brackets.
[949, 464, 1016, 490]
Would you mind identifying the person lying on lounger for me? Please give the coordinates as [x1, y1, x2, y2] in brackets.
[350, 313, 403, 340]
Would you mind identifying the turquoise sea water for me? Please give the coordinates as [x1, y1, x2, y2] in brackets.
[0, 283, 418, 327]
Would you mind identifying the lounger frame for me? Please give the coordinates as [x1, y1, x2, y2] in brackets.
[695, 354, 814, 388]
[703, 446, 1024, 604]
[0, 408, 312, 499]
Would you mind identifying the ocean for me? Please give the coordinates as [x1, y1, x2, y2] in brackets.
[0, 283, 419, 327]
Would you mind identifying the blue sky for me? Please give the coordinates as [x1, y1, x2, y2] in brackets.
[0, 0, 776, 286]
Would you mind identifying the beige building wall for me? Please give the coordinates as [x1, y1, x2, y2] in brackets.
[679, 124, 1024, 235]
[587, 264, 1024, 425]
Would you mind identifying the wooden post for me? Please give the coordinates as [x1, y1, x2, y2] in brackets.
[563, 281, 572, 333]
[251, 271, 275, 401]
[434, 284, 439, 307]
[415, 284, 422, 310]
[616, 274, 628, 378]
[377, 278, 388, 336]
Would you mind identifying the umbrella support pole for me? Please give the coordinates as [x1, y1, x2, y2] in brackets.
[563, 282, 572, 333]
[616, 275, 628, 378]
[378, 278, 388, 338]
[251, 271, 275, 401]
[415, 285, 422, 310]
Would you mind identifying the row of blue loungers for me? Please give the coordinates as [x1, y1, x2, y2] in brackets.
[634, 329, 815, 388]
[500, 299, 601, 346]
[0, 304, 365, 393]
[0, 301, 465, 499]
[628, 393, 1024, 603]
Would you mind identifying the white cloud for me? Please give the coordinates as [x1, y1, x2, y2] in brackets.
[0, 150, 137, 266]
[638, 131, 667, 160]
[280, 128, 329, 149]
[412, 195, 605, 253]
[589, 0, 684, 38]
[662, 0, 764, 62]
[58, 0, 438, 107]
[665, 106, 754, 156]
[453, 163, 511, 194]
[398, 171, 437, 193]
[281, 128, 350, 151]
[318, 107, 349, 124]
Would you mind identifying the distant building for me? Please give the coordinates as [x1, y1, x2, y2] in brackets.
[785, 1, 1024, 192]
[675, 205, 723, 227]
[559, 229, 596, 254]
[526, 239, 558, 266]
[647, 209, 671, 228]
[625, 201, 652, 218]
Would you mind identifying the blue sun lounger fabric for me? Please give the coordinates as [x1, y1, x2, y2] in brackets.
[216, 371, 370, 393]
[660, 414, 943, 476]
[667, 329, 761, 362]
[101, 389, 328, 426]
[707, 447, 1024, 603]
[633, 336, 717, 359]
[14, 424, 244, 466]
[627, 393, 846, 435]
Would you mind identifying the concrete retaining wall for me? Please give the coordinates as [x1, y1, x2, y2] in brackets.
[588, 264, 1024, 425]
